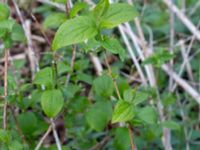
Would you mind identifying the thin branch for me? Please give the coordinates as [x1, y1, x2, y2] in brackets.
[168, 0, 175, 90]
[0, 53, 25, 63]
[162, 64, 200, 104]
[66, 45, 76, 85]
[162, 0, 200, 41]
[11, 107, 27, 144]
[104, 53, 121, 100]
[123, 22, 156, 86]
[65, 0, 76, 85]
[180, 40, 194, 82]
[128, 124, 136, 150]
[35, 125, 52, 150]
[104, 52, 136, 150]
[118, 25, 147, 85]
[89, 136, 110, 150]
[89, 53, 103, 76]
[176, 92, 190, 150]
[126, 18, 172, 150]
[189, 0, 200, 16]
[31, 14, 51, 47]
[37, 0, 65, 11]
[3, 49, 8, 130]
[12, 0, 39, 78]
[50, 119, 62, 150]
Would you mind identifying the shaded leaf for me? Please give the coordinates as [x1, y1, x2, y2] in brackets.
[137, 106, 157, 124]
[43, 12, 67, 29]
[17, 112, 37, 135]
[33, 67, 54, 88]
[133, 90, 148, 106]
[101, 37, 125, 61]
[162, 120, 180, 130]
[0, 129, 11, 144]
[93, 74, 114, 98]
[11, 23, 26, 42]
[86, 101, 112, 131]
[114, 128, 130, 150]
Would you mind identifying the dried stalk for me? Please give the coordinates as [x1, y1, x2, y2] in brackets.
[162, 64, 200, 104]
[118, 25, 147, 85]
[123, 18, 173, 150]
[162, 0, 200, 41]
[50, 119, 62, 150]
[12, 0, 38, 78]
[35, 125, 52, 150]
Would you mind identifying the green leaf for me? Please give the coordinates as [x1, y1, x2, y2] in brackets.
[11, 23, 26, 42]
[76, 73, 93, 85]
[93, 0, 109, 19]
[33, 67, 54, 88]
[51, 0, 66, 4]
[57, 61, 71, 75]
[161, 93, 176, 107]
[112, 100, 135, 123]
[100, 3, 138, 29]
[137, 106, 157, 124]
[123, 89, 148, 105]
[161, 120, 180, 130]
[70, 2, 88, 18]
[43, 12, 67, 29]
[123, 89, 134, 103]
[93, 74, 114, 97]
[101, 37, 126, 61]
[133, 90, 148, 106]
[0, 129, 11, 144]
[0, 2, 10, 21]
[41, 89, 64, 118]
[52, 16, 98, 50]
[0, 19, 15, 31]
[143, 48, 174, 67]
[0, 28, 6, 38]
[86, 100, 112, 131]
[8, 141, 23, 150]
[80, 38, 101, 52]
[17, 112, 37, 135]
[3, 36, 12, 48]
[62, 84, 80, 98]
[114, 128, 130, 150]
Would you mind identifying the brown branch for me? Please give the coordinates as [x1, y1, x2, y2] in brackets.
[128, 124, 135, 150]
[66, 45, 76, 85]
[104, 53, 136, 150]
[11, 107, 27, 144]
[104, 53, 121, 100]
[89, 136, 111, 150]
[31, 13, 51, 47]
[3, 49, 8, 130]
